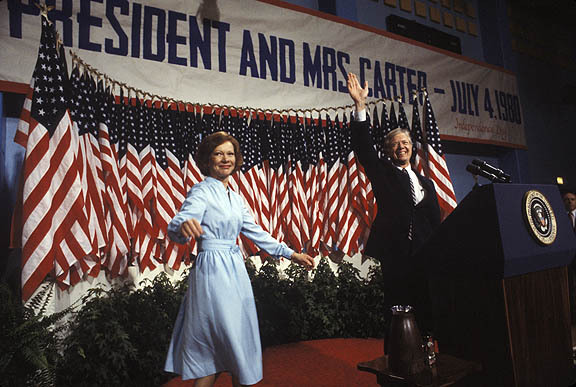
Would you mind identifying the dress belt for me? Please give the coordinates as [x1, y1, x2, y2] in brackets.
[198, 239, 240, 253]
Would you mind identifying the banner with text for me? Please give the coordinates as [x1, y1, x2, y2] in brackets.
[0, 0, 525, 147]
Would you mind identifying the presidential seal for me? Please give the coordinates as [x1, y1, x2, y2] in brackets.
[522, 190, 557, 245]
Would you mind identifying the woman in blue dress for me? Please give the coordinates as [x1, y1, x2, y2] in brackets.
[164, 131, 315, 386]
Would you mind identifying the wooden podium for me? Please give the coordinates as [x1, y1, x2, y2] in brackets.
[417, 184, 576, 386]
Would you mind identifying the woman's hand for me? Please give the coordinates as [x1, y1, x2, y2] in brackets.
[291, 252, 315, 270]
[347, 73, 369, 112]
[180, 218, 203, 239]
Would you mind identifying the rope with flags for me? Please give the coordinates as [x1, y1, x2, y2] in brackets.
[12, 15, 456, 300]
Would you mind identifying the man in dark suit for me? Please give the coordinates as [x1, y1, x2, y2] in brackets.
[563, 190, 576, 232]
[561, 189, 576, 323]
[347, 73, 441, 328]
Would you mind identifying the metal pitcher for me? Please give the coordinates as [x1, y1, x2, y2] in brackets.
[386, 305, 428, 376]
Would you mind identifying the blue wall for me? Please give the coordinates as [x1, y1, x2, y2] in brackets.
[477, 0, 514, 70]
[0, 93, 4, 200]
[1, 97, 18, 256]
[445, 153, 499, 201]
[0, 112, 23, 255]
[284, 0, 319, 9]
[2, 117, 24, 205]
[354, 0, 484, 61]
[515, 55, 576, 185]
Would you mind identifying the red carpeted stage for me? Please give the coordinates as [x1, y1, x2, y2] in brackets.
[163, 338, 383, 386]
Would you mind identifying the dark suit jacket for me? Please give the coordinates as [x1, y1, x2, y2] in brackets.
[351, 119, 441, 267]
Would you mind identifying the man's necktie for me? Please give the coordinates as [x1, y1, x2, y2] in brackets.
[403, 169, 416, 240]
[570, 212, 575, 232]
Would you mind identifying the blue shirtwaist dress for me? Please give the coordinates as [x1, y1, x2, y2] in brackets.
[164, 177, 294, 385]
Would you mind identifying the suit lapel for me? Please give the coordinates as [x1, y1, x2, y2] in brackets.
[416, 174, 434, 206]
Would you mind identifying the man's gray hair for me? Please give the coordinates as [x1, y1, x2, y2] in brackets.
[384, 128, 412, 150]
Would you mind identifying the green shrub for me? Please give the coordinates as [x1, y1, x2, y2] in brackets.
[250, 259, 295, 346]
[252, 257, 386, 346]
[0, 282, 69, 387]
[287, 257, 341, 340]
[337, 262, 387, 338]
[56, 272, 188, 387]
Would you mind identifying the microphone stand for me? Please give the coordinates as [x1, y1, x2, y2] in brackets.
[472, 174, 480, 189]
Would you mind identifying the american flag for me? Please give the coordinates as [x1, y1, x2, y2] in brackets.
[285, 117, 308, 253]
[380, 101, 392, 138]
[370, 104, 387, 160]
[162, 105, 188, 270]
[233, 110, 260, 257]
[371, 105, 382, 158]
[180, 104, 201, 259]
[98, 83, 130, 278]
[252, 114, 272, 240]
[14, 17, 92, 300]
[334, 113, 357, 255]
[200, 106, 217, 137]
[143, 103, 164, 258]
[138, 101, 163, 268]
[305, 116, 325, 255]
[423, 92, 457, 219]
[272, 116, 290, 244]
[126, 98, 151, 271]
[260, 115, 278, 247]
[69, 68, 105, 281]
[410, 94, 426, 176]
[388, 100, 398, 130]
[182, 104, 202, 192]
[53, 66, 93, 288]
[321, 114, 340, 254]
[397, 100, 410, 130]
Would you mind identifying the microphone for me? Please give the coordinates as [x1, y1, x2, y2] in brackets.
[466, 164, 502, 183]
[471, 159, 511, 183]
